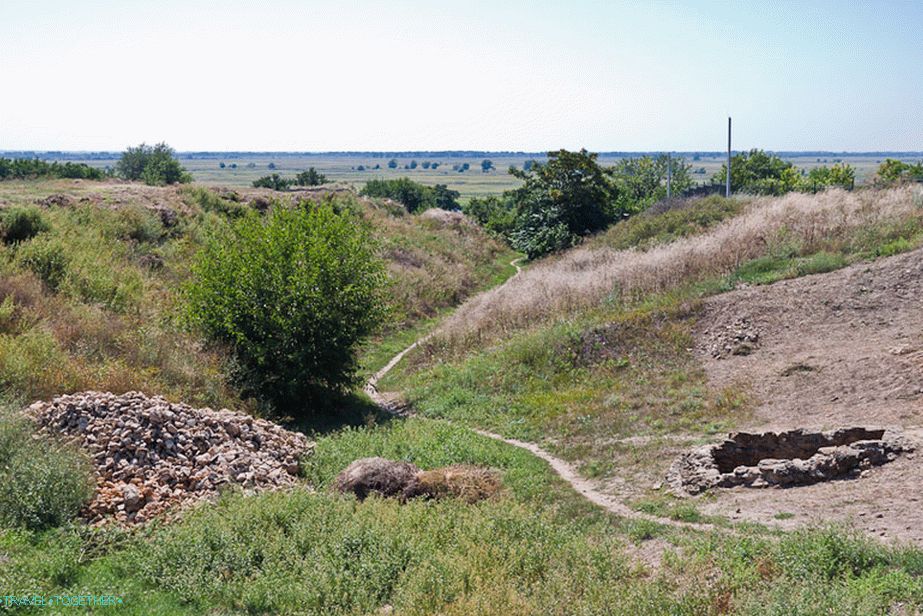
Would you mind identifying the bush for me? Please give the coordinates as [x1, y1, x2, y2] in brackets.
[182, 186, 247, 219]
[294, 167, 328, 186]
[17, 237, 70, 290]
[360, 178, 454, 213]
[116, 143, 191, 186]
[0, 207, 50, 244]
[185, 201, 387, 414]
[0, 409, 94, 530]
[252, 174, 292, 191]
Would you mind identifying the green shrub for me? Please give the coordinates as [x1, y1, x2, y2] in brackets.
[252, 173, 292, 191]
[185, 201, 386, 415]
[0, 410, 94, 530]
[16, 237, 70, 290]
[0, 207, 50, 244]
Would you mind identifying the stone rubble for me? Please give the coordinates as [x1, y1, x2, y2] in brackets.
[667, 427, 914, 496]
[702, 316, 760, 358]
[27, 391, 313, 525]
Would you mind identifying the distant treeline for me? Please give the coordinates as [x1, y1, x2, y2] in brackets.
[0, 158, 105, 181]
[5, 150, 923, 161]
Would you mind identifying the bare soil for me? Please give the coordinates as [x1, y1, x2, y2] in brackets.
[693, 248, 923, 543]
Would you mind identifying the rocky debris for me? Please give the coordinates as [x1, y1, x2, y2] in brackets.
[702, 316, 760, 358]
[27, 391, 313, 525]
[35, 193, 75, 208]
[667, 427, 913, 495]
[334, 457, 421, 499]
[334, 458, 501, 503]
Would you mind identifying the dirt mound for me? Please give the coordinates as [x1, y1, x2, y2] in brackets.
[693, 247, 923, 542]
[668, 427, 913, 495]
[27, 391, 313, 525]
[333, 457, 501, 503]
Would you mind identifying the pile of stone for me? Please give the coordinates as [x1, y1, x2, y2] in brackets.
[701, 316, 760, 358]
[667, 427, 913, 496]
[27, 391, 313, 525]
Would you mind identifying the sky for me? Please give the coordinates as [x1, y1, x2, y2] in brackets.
[1, 0, 921, 152]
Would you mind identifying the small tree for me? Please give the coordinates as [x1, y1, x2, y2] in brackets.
[185, 201, 386, 414]
[481, 159, 494, 173]
[360, 178, 435, 213]
[116, 142, 191, 186]
[268, 162, 277, 170]
[388, 159, 398, 169]
[409, 160, 418, 169]
[219, 162, 226, 169]
[508, 149, 618, 258]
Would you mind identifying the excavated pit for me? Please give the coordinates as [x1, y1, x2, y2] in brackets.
[667, 427, 912, 495]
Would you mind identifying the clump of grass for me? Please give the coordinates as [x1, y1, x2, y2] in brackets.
[0, 408, 94, 530]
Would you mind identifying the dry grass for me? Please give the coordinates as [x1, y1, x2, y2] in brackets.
[407, 464, 503, 503]
[431, 186, 923, 354]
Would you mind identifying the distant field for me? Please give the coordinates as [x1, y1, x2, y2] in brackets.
[22, 152, 923, 202]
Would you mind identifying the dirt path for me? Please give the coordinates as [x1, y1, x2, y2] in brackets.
[365, 257, 716, 532]
[693, 248, 923, 543]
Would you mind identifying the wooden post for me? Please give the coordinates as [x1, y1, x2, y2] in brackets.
[666, 153, 672, 199]
[726, 117, 732, 198]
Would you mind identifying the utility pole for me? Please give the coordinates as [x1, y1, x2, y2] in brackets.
[666, 152, 672, 199]
[726, 117, 732, 198]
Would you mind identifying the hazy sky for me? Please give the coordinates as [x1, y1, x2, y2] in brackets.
[2, 0, 921, 151]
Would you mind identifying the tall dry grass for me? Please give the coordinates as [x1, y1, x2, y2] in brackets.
[432, 186, 923, 352]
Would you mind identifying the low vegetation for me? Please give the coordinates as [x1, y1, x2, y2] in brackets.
[0, 407, 94, 530]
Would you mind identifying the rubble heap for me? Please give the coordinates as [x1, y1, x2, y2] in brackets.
[27, 391, 313, 524]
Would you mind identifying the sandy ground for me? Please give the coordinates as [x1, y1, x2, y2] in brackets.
[692, 247, 923, 544]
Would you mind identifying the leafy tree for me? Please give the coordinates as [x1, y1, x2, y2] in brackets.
[230, 163, 238, 169]
[711, 149, 798, 195]
[373, 164, 381, 170]
[267, 162, 277, 170]
[219, 162, 226, 169]
[481, 159, 494, 172]
[464, 195, 517, 237]
[252, 174, 292, 191]
[295, 167, 328, 186]
[185, 201, 386, 414]
[409, 160, 418, 170]
[608, 154, 693, 212]
[387, 159, 398, 169]
[116, 142, 191, 186]
[356, 165, 366, 171]
[875, 159, 923, 184]
[507, 149, 619, 258]
[805, 163, 855, 191]
[431, 162, 440, 170]
[421, 161, 431, 169]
